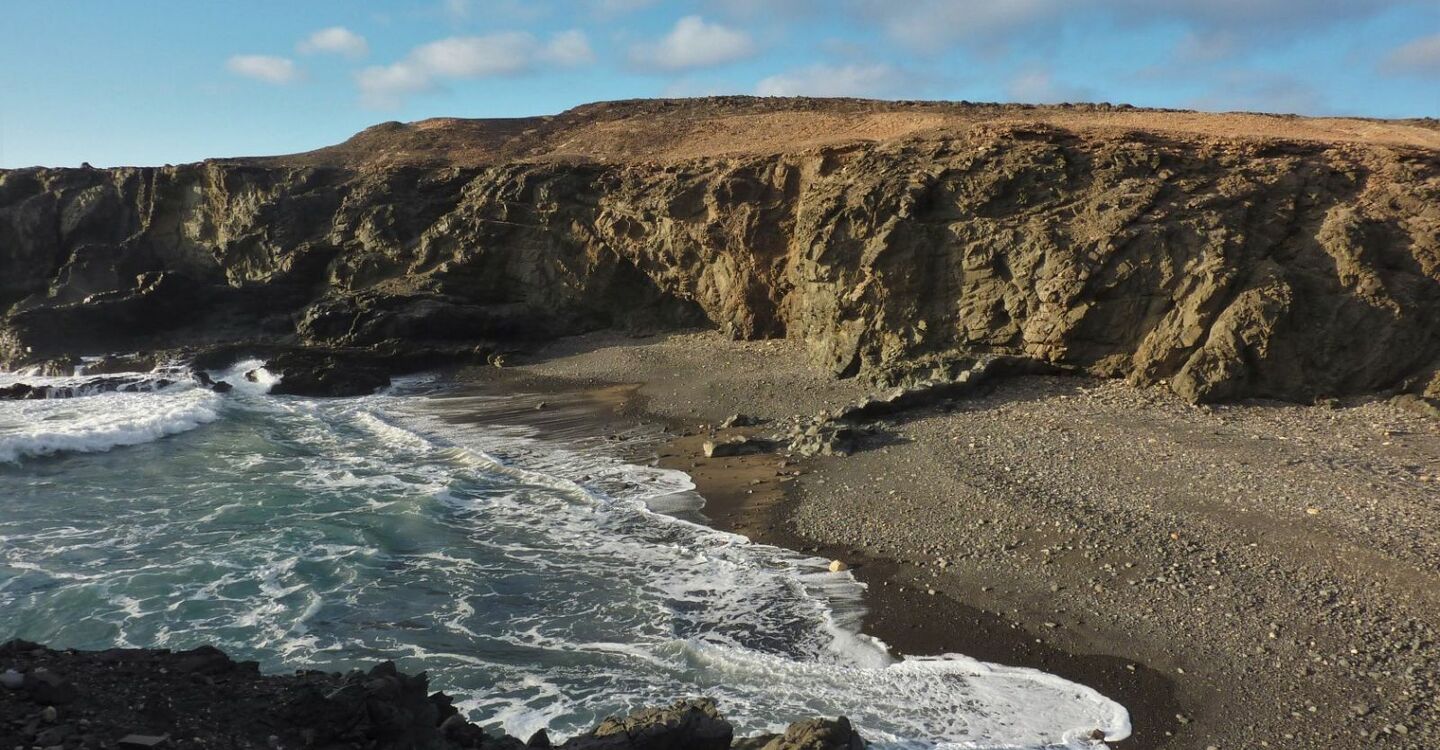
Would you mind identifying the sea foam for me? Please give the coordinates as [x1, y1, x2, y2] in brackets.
[0, 386, 222, 463]
[0, 358, 274, 463]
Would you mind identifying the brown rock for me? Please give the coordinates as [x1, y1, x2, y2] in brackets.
[1, 98, 1435, 404]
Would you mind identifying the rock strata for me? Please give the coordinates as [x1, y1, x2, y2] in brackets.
[2, 98, 1437, 403]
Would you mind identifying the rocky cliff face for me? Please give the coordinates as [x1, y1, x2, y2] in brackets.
[2, 98, 1438, 402]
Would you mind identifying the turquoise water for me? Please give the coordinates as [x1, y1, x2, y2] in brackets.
[0, 365, 1129, 748]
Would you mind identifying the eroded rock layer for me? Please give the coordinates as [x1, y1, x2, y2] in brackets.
[2, 98, 1437, 402]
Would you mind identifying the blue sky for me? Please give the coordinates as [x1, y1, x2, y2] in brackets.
[1, 0, 1437, 167]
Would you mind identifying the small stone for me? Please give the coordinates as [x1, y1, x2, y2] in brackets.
[40, 706, 57, 723]
[0, 669, 21, 690]
[828, 560, 849, 573]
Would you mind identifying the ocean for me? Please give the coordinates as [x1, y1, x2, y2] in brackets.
[0, 362, 1129, 748]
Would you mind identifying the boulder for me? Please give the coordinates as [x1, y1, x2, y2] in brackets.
[735, 718, 865, 750]
[562, 698, 733, 750]
[703, 436, 772, 458]
[171, 645, 235, 676]
[265, 350, 391, 397]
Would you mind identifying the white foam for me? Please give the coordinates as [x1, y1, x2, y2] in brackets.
[0, 385, 222, 463]
[0, 373, 1131, 748]
[373, 394, 1132, 748]
[210, 359, 278, 395]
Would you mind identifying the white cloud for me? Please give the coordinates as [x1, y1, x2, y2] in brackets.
[629, 16, 756, 70]
[756, 63, 917, 98]
[298, 27, 369, 58]
[356, 62, 434, 109]
[541, 29, 595, 66]
[411, 33, 537, 77]
[1005, 68, 1095, 104]
[357, 31, 593, 109]
[1381, 33, 1440, 76]
[226, 55, 299, 84]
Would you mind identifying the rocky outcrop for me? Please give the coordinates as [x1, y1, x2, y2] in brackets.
[0, 375, 176, 399]
[2, 98, 1437, 402]
[0, 641, 865, 750]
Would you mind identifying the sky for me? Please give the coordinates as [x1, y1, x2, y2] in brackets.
[1, 0, 1437, 167]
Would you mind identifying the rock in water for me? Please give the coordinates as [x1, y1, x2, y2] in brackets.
[264, 350, 391, 397]
[828, 560, 849, 573]
[563, 698, 733, 750]
[0, 668, 22, 689]
[737, 717, 867, 750]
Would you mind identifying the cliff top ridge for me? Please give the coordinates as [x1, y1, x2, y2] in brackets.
[223, 96, 1440, 170]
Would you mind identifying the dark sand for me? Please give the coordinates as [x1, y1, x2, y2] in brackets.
[450, 330, 1439, 750]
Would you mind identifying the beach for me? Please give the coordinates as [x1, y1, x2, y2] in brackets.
[465, 329, 1440, 750]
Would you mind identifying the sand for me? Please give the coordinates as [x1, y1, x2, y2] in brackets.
[454, 329, 1439, 750]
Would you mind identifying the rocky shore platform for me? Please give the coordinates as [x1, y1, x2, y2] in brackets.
[0, 640, 863, 750]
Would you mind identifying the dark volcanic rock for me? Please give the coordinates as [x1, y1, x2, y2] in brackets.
[21, 669, 76, 706]
[265, 350, 392, 397]
[734, 717, 866, 750]
[0, 375, 174, 400]
[0, 642, 866, 750]
[81, 353, 160, 375]
[561, 698, 733, 750]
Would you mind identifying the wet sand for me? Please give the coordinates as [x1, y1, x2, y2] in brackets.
[451, 329, 1440, 750]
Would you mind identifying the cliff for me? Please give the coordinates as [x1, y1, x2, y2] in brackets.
[2, 97, 1438, 402]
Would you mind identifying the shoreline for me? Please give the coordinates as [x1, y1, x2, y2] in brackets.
[448, 341, 1176, 748]
[454, 329, 1440, 750]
